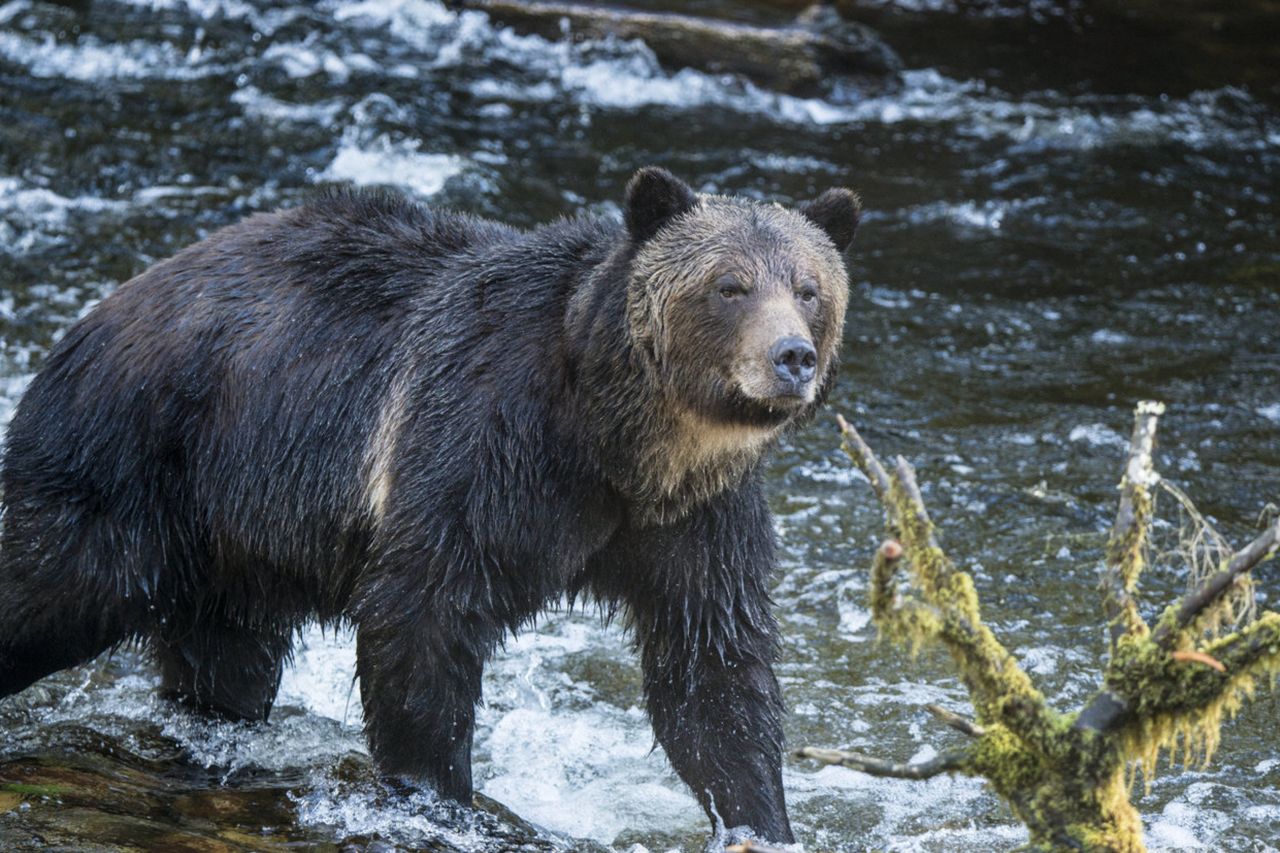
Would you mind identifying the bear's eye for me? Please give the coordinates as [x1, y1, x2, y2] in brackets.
[797, 280, 819, 304]
[715, 275, 745, 300]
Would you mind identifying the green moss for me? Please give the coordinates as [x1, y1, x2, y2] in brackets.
[842, 411, 1276, 853]
[1110, 613, 1280, 786]
[2, 782, 65, 797]
[869, 547, 898, 622]
[963, 722, 1144, 853]
[971, 724, 1044, 793]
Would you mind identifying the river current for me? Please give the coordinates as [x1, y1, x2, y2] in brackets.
[1, 0, 1278, 850]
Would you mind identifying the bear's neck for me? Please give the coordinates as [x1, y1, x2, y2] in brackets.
[563, 248, 777, 527]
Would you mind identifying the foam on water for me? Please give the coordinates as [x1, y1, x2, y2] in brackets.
[475, 616, 703, 844]
[0, 373, 32, 432]
[483, 706, 695, 843]
[276, 617, 703, 846]
[277, 624, 362, 724]
[469, 39, 1275, 151]
[114, 0, 305, 34]
[1068, 423, 1129, 450]
[2, 0, 1273, 157]
[326, 0, 456, 46]
[0, 176, 129, 255]
[282, 0, 1280, 151]
[902, 198, 1033, 231]
[290, 778, 493, 852]
[0, 29, 223, 80]
[318, 127, 466, 198]
[0, 0, 29, 25]
[0, 177, 124, 220]
[261, 38, 383, 81]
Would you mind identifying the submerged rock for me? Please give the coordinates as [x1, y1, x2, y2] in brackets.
[0, 731, 579, 852]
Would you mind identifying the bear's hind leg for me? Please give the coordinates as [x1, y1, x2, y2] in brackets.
[153, 619, 294, 722]
[0, 517, 142, 700]
[0, 595, 131, 699]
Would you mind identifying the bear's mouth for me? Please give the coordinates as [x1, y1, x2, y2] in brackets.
[762, 380, 813, 402]
[708, 383, 811, 429]
[737, 372, 817, 406]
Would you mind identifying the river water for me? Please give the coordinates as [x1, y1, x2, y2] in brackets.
[1, 0, 1278, 850]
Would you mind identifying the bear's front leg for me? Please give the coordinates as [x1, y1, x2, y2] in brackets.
[594, 482, 794, 844]
[641, 628, 793, 844]
[353, 573, 500, 801]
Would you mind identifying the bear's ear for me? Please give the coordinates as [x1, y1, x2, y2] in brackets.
[798, 188, 862, 253]
[625, 167, 698, 244]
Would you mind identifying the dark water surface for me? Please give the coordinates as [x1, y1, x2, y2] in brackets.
[2, 0, 1279, 850]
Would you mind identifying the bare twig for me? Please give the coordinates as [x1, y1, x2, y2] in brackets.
[1157, 481, 1234, 585]
[1157, 479, 1251, 636]
[793, 746, 969, 780]
[1102, 400, 1163, 648]
[1153, 519, 1280, 649]
[836, 414, 892, 500]
[925, 704, 986, 737]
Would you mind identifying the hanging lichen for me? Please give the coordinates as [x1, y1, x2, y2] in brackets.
[793, 404, 1280, 853]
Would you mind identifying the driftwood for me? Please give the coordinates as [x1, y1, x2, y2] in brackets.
[451, 1, 901, 94]
[796, 403, 1280, 852]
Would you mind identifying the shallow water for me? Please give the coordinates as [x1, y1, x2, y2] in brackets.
[1, 0, 1279, 850]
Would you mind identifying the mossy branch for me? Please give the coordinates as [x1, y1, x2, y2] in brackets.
[1118, 612, 1280, 740]
[839, 419, 1056, 751]
[800, 403, 1279, 853]
[1101, 401, 1162, 648]
[836, 413, 892, 500]
[1151, 519, 1280, 649]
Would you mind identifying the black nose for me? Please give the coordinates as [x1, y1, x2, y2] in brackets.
[769, 336, 817, 385]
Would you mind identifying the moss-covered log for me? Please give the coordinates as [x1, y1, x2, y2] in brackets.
[797, 403, 1280, 853]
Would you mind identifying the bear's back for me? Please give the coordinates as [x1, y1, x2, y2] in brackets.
[250, 189, 522, 313]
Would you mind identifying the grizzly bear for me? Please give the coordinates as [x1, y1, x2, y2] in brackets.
[0, 168, 858, 843]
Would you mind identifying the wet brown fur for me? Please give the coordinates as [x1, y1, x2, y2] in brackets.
[0, 171, 860, 844]
[609, 194, 851, 523]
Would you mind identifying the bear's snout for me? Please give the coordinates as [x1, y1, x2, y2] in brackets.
[768, 336, 817, 389]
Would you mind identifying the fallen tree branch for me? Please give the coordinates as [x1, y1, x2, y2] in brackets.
[793, 745, 969, 780]
[804, 402, 1279, 852]
[898, 458, 1056, 748]
[452, 0, 901, 95]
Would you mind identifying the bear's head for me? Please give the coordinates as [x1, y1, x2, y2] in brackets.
[624, 167, 859, 438]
